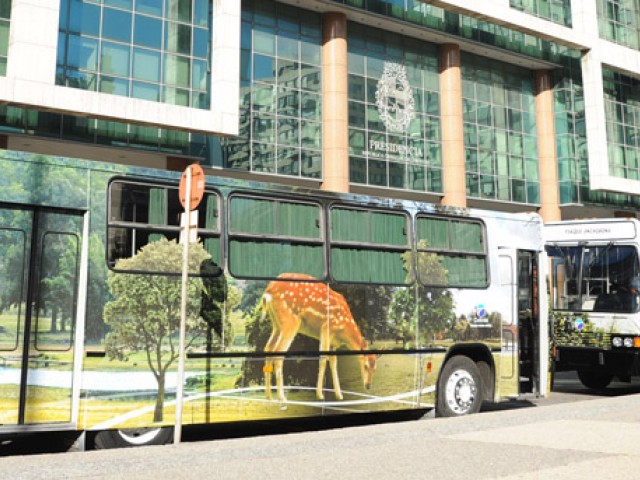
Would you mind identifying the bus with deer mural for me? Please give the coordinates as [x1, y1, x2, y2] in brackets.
[0, 149, 548, 450]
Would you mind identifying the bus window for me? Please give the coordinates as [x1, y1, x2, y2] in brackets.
[329, 206, 410, 285]
[547, 245, 640, 313]
[107, 180, 221, 274]
[0, 227, 25, 352]
[415, 216, 487, 288]
[228, 195, 325, 279]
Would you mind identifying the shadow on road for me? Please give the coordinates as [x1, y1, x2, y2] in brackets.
[181, 408, 429, 444]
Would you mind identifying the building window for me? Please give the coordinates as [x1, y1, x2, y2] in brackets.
[597, 0, 640, 50]
[223, 0, 322, 180]
[510, 0, 572, 27]
[553, 63, 587, 206]
[462, 53, 539, 205]
[347, 23, 442, 193]
[603, 68, 640, 181]
[328, 0, 558, 63]
[56, 0, 212, 109]
[0, 0, 10, 76]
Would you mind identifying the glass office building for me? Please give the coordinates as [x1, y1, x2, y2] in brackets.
[1, 0, 640, 220]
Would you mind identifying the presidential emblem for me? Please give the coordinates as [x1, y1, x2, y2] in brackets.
[376, 62, 415, 133]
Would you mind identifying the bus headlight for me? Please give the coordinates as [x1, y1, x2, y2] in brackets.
[624, 337, 634, 348]
[612, 336, 623, 348]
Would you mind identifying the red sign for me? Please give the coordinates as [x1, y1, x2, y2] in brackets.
[179, 163, 205, 210]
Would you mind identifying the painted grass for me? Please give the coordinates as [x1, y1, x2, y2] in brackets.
[1, 347, 522, 429]
[0, 385, 72, 423]
[80, 352, 433, 428]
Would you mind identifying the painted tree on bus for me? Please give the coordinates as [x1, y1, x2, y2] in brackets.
[103, 238, 213, 422]
[389, 241, 455, 346]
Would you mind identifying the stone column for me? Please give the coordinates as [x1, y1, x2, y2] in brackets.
[439, 44, 466, 207]
[535, 70, 561, 222]
[321, 12, 349, 193]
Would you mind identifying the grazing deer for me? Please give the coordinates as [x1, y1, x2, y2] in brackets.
[261, 273, 377, 402]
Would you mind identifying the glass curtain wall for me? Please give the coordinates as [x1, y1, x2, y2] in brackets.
[0, 0, 10, 76]
[56, 0, 212, 109]
[328, 0, 559, 62]
[549, 52, 640, 210]
[552, 57, 587, 205]
[223, 0, 322, 179]
[510, 0, 572, 26]
[347, 23, 441, 193]
[597, 0, 640, 50]
[603, 68, 640, 181]
[462, 53, 539, 204]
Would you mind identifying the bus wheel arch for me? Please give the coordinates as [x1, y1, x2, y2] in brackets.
[577, 369, 614, 390]
[92, 426, 174, 449]
[436, 346, 495, 417]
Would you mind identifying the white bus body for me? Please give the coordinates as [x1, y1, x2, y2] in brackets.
[545, 218, 640, 389]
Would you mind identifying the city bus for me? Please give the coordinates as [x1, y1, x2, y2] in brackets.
[0, 149, 548, 449]
[546, 218, 640, 389]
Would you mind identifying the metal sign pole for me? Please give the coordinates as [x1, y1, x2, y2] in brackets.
[174, 166, 191, 445]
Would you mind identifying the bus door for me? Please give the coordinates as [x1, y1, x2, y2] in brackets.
[499, 249, 540, 395]
[0, 205, 85, 427]
[516, 250, 539, 395]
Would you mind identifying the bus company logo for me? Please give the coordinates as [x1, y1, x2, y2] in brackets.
[475, 304, 487, 319]
[574, 317, 585, 331]
[376, 62, 415, 133]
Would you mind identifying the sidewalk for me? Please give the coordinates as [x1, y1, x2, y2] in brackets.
[2, 393, 639, 479]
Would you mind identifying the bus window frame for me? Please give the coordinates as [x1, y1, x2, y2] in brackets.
[226, 192, 327, 281]
[547, 243, 640, 313]
[328, 203, 413, 286]
[106, 177, 223, 277]
[414, 214, 489, 289]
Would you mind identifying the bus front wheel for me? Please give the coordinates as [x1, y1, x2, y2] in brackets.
[93, 427, 173, 449]
[577, 370, 613, 390]
[436, 355, 483, 417]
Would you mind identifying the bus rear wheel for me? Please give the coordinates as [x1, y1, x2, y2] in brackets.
[577, 370, 613, 390]
[93, 427, 173, 449]
[436, 355, 482, 417]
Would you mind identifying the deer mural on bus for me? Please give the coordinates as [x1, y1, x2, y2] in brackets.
[260, 273, 377, 402]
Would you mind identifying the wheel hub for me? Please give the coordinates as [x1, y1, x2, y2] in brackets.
[117, 428, 163, 445]
[445, 369, 477, 414]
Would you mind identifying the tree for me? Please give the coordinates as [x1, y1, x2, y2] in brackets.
[41, 235, 78, 334]
[0, 209, 33, 313]
[389, 241, 455, 346]
[200, 268, 241, 349]
[103, 238, 211, 422]
[331, 284, 394, 344]
[85, 233, 110, 342]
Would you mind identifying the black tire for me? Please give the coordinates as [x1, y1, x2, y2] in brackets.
[93, 427, 173, 449]
[436, 356, 483, 417]
[577, 370, 614, 390]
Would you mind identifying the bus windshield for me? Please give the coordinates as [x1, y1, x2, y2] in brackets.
[547, 244, 640, 313]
